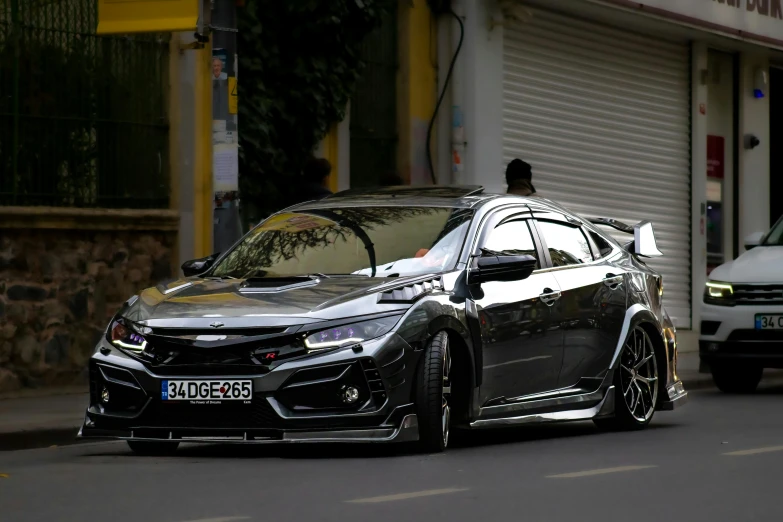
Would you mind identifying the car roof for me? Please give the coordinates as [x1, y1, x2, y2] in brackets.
[290, 185, 502, 210]
[286, 185, 584, 218]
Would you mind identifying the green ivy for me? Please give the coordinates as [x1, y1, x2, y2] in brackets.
[238, 0, 394, 219]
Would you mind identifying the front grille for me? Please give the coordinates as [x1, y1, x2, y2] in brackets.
[727, 329, 783, 342]
[733, 284, 783, 306]
[140, 334, 307, 376]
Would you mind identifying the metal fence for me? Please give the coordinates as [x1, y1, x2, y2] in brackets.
[0, 0, 170, 208]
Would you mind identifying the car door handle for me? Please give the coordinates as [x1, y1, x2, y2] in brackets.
[539, 288, 561, 306]
[603, 274, 623, 289]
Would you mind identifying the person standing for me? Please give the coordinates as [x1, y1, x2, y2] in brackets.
[505, 158, 539, 197]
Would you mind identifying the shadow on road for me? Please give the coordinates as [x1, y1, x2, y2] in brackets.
[82, 419, 681, 461]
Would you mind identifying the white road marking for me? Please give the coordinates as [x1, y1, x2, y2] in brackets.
[547, 465, 657, 479]
[346, 487, 469, 504]
[177, 518, 250, 522]
[723, 445, 783, 456]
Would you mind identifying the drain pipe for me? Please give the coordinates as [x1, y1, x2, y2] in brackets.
[450, 0, 466, 185]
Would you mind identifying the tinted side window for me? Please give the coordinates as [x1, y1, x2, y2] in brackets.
[537, 221, 593, 267]
[588, 230, 614, 258]
[483, 219, 540, 269]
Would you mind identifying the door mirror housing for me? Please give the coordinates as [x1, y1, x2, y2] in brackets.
[744, 231, 765, 250]
[469, 254, 538, 284]
[181, 253, 220, 277]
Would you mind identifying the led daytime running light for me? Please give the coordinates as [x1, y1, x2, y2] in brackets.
[706, 281, 733, 297]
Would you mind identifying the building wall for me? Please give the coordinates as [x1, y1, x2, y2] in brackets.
[0, 209, 178, 392]
[738, 52, 772, 250]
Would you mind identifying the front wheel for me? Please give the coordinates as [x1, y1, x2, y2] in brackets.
[127, 440, 180, 456]
[711, 363, 762, 394]
[415, 331, 452, 453]
[595, 325, 659, 431]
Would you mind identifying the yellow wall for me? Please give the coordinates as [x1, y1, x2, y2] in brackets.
[321, 122, 340, 193]
[397, 0, 438, 184]
[194, 41, 214, 257]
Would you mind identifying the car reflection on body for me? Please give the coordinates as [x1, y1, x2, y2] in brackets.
[79, 186, 687, 454]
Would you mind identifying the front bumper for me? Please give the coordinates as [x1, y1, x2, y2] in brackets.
[79, 333, 421, 444]
[699, 302, 783, 369]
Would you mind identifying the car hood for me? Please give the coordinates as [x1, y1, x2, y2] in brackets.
[709, 246, 783, 283]
[120, 276, 419, 327]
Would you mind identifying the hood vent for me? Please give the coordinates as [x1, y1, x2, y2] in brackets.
[378, 276, 443, 304]
[239, 276, 320, 294]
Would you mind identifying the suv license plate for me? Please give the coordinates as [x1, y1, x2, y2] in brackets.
[162, 380, 252, 402]
[755, 315, 783, 330]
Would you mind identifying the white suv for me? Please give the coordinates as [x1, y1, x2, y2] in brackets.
[700, 215, 783, 393]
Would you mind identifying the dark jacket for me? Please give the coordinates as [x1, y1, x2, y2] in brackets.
[507, 180, 540, 197]
[299, 182, 333, 202]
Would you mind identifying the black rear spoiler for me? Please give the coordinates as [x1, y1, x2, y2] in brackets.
[587, 217, 663, 258]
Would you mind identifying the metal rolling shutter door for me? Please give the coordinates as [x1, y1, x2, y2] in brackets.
[503, 9, 692, 328]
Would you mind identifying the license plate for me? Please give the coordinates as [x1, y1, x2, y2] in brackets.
[755, 315, 783, 330]
[161, 380, 252, 402]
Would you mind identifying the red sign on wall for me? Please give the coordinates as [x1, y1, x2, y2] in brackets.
[707, 135, 725, 179]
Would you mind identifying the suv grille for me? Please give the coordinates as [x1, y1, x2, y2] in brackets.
[732, 284, 783, 306]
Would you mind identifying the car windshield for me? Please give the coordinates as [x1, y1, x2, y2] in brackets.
[761, 217, 783, 246]
[210, 206, 474, 279]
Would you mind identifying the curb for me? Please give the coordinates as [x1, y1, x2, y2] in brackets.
[0, 427, 82, 452]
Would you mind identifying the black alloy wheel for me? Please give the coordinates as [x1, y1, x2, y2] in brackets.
[595, 325, 659, 431]
[416, 331, 452, 453]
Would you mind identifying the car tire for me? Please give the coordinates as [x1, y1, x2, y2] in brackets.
[594, 325, 660, 432]
[415, 331, 452, 453]
[711, 363, 762, 394]
[127, 440, 180, 456]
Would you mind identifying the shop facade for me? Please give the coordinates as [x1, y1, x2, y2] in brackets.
[444, 0, 783, 331]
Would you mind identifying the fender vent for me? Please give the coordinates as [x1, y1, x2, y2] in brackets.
[378, 277, 443, 304]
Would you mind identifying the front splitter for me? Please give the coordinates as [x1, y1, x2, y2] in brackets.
[77, 414, 420, 444]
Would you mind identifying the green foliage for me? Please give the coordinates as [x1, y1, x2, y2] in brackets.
[237, 0, 394, 218]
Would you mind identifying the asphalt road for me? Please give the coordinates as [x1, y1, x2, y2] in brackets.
[2, 383, 782, 522]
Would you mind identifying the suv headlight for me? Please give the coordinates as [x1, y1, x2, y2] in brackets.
[303, 316, 401, 352]
[106, 317, 148, 352]
[704, 281, 734, 306]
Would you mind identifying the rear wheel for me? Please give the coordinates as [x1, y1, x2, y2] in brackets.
[127, 440, 180, 456]
[415, 331, 452, 453]
[595, 325, 659, 431]
[711, 363, 762, 394]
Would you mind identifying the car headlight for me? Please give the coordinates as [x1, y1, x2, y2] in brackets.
[704, 281, 734, 306]
[106, 317, 148, 352]
[303, 316, 400, 352]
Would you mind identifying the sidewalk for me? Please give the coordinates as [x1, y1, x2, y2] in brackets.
[1, 351, 781, 451]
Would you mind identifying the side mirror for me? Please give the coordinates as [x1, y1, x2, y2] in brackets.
[633, 221, 663, 258]
[469, 254, 537, 284]
[744, 231, 765, 250]
[181, 253, 220, 277]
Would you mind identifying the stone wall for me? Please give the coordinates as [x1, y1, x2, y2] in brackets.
[0, 208, 179, 392]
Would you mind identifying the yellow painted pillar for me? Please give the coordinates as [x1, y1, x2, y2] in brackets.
[194, 41, 214, 257]
[397, 0, 438, 185]
[322, 122, 340, 193]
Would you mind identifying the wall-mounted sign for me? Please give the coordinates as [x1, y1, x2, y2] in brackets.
[97, 0, 199, 34]
[599, 0, 783, 46]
